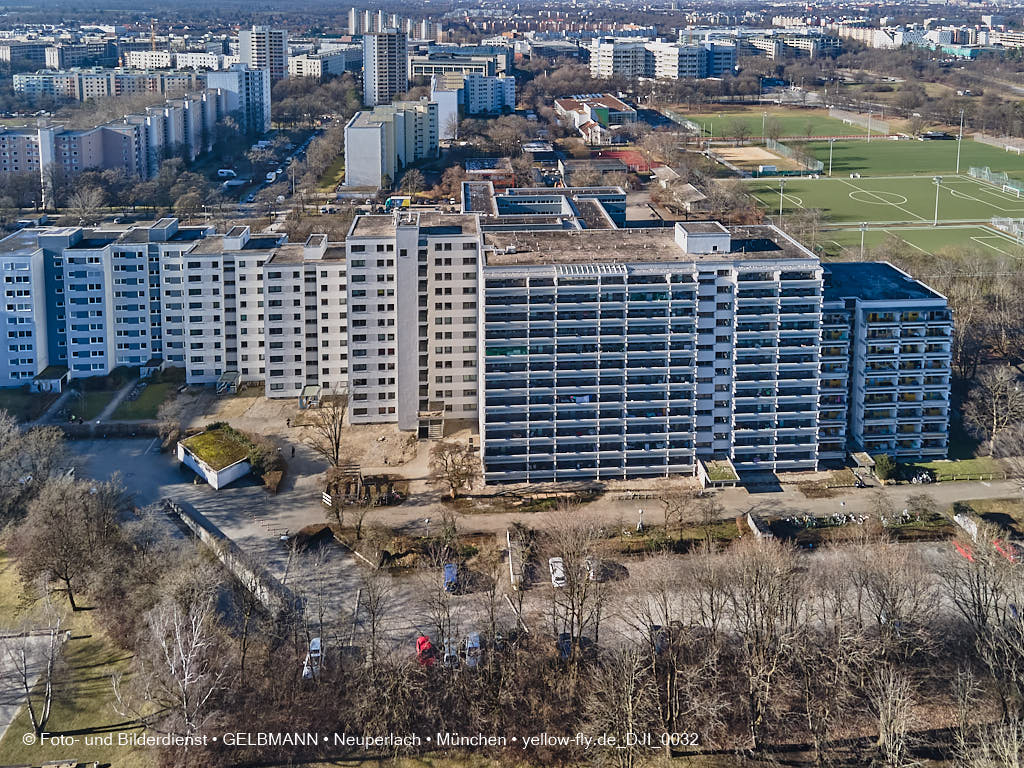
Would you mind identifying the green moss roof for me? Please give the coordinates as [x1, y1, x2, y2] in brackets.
[181, 428, 249, 471]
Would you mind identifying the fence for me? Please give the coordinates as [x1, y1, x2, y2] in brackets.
[990, 217, 1024, 244]
[163, 498, 295, 615]
[660, 108, 702, 134]
[970, 166, 1024, 194]
[766, 137, 825, 172]
[828, 107, 890, 135]
[973, 132, 1024, 154]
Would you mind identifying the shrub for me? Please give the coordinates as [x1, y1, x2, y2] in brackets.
[263, 470, 284, 493]
[873, 453, 898, 482]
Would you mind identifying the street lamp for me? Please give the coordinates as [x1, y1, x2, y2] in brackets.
[762, 110, 767, 143]
[956, 108, 965, 174]
[828, 137, 836, 177]
[778, 179, 786, 221]
[933, 176, 943, 226]
[860, 222, 868, 258]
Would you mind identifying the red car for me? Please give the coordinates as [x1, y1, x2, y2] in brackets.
[416, 635, 436, 667]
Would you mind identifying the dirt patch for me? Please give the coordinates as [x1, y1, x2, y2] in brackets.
[714, 145, 803, 171]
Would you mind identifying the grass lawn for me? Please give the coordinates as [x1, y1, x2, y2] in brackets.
[704, 459, 738, 482]
[0, 612, 153, 768]
[748, 174, 1024, 225]
[110, 381, 175, 421]
[181, 427, 250, 470]
[0, 553, 28, 625]
[911, 456, 1005, 481]
[0, 553, 154, 767]
[0, 388, 58, 422]
[669, 105, 868, 138]
[69, 389, 117, 421]
[800, 137, 1024, 177]
[953, 497, 1024, 536]
[318, 156, 345, 191]
[817, 224, 1024, 258]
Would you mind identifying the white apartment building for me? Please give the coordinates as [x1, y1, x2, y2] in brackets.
[363, 29, 408, 107]
[463, 74, 515, 115]
[345, 212, 480, 433]
[206, 65, 271, 134]
[343, 99, 439, 189]
[288, 49, 361, 80]
[0, 230, 50, 385]
[239, 26, 288, 82]
[588, 38, 736, 79]
[0, 210, 953, 480]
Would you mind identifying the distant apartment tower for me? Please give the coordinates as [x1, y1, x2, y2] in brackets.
[362, 29, 408, 106]
[344, 98, 439, 188]
[239, 26, 288, 82]
[463, 74, 516, 114]
[348, 7, 362, 35]
[206, 65, 271, 134]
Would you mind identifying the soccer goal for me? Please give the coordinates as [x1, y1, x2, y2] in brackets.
[1003, 184, 1023, 198]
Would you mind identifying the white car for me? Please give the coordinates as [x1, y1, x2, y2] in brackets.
[302, 637, 322, 679]
[548, 557, 566, 588]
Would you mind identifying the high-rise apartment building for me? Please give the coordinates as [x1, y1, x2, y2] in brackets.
[206, 65, 272, 134]
[362, 29, 408, 106]
[0, 209, 951, 481]
[239, 26, 288, 83]
[343, 99, 439, 188]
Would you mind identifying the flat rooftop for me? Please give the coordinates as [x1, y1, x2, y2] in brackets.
[824, 261, 943, 303]
[349, 213, 480, 238]
[484, 225, 812, 266]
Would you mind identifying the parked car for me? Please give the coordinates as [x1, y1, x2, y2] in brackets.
[465, 632, 482, 668]
[443, 563, 459, 593]
[302, 637, 322, 679]
[442, 640, 460, 668]
[416, 634, 435, 666]
[549, 557, 566, 588]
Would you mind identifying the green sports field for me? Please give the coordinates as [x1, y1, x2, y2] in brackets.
[818, 224, 1024, 258]
[801, 138, 1024, 177]
[674, 106, 868, 139]
[748, 174, 1024, 224]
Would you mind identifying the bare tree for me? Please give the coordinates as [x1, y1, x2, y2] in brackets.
[964, 366, 1024, 455]
[0, 412, 66, 522]
[429, 441, 480, 499]
[358, 568, 393, 669]
[114, 571, 229, 735]
[0, 601, 65, 737]
[722, 536, 804, 749]
[864, 663, 915, 767]
[12, 475, 128, 610]
[584, 648, 659, 768]
[304, 395, 348, 467]
[67, 185, 106, 223]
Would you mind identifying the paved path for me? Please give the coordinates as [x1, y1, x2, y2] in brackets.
[96, 378, 139, 423]
[0, 633, 55, 742]
[28, 389, 74, 427]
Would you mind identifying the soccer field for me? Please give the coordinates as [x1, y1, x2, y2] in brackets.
[747, 174, 1024, 224]
[801, 137, 1024, 177]
[672, 106, 868, 139]
[819, 224, 1024, 258]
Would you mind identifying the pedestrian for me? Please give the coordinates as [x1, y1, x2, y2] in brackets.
[291, 446, 295, 458]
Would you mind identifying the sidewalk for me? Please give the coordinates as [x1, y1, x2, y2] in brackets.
[95, 378, 139, 423]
